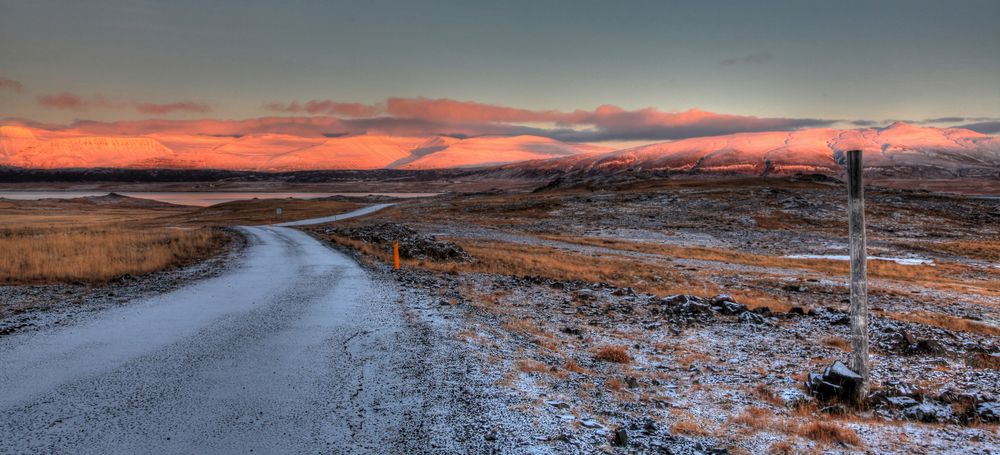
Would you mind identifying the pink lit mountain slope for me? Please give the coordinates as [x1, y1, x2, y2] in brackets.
[396, 135, 611, 170]
[505, 123, 1000, 179]
[0, 128, 603, 171]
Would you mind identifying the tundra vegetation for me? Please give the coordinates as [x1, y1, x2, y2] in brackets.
[310, 176, 1000, 453]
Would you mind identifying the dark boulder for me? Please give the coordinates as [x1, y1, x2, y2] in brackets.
[610, 427, 628, 446]
[978, 402, 1000, 422]
[897, 331, 948, 356]
[739, 311, 766, 325]
[903, 402, 952, 423]
[806, 361, 863, 401]
[884, 396, 919, 408]
[710, 296, 748, 315]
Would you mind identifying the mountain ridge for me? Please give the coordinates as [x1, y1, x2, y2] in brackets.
[0, 123, 997, 179]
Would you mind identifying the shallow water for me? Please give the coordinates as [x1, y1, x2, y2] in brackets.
[0, 191, 439, 207]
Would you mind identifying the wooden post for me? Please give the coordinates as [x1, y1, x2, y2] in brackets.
[846, 150, 870, 403]
[393, 242, 400, 270]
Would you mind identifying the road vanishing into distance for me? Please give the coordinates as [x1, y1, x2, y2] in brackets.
[0, 204, 449, 454]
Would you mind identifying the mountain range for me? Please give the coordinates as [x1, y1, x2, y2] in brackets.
[1, 123, 998, 179]
[0, 125, 608, 171]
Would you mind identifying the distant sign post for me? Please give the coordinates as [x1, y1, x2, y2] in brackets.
[846, 150, 870, 404]
[276, 207, 283, 219]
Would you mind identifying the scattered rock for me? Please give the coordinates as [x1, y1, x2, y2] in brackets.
[898, 331, 948, 356]
[806, 360, 863, 401]
[544, 400, 570, 409]
[738, 311, 766, 325]
[326, 224, 471, 262]
[610, 427, 628, 446]
[581, 419, 603, 429]
[710, 295, 748, 315]
[778, 388, 811, 408]
[904, 402, 952, 423]
[885, 396, 920, 408]
[977, 402, 1000, 422]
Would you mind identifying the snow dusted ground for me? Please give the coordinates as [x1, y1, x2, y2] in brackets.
[0, 206, 500, 453]
[309, 179, 1000, 453]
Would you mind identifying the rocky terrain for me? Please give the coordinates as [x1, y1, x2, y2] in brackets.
[1, 176, 997, 453]
[307, 176, 1000, 453]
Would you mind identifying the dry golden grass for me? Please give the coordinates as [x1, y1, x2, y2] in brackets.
[178, 199, 360, 225]
[606, 377, 626, 392]
[879, 309, 1000, 337]
[563, 359, 591, 375]
[516, 359, 550, 374]
[0, 196, 360, 284]
[422, 240, 710, 297]
[797, 421, 862, 447]
[594, 345, 632, 364]
[0, 226, 226, 284]
[920, 240, 1000, 262]
[729, 407, 862, 448]
[325, 229, 801, 311]
[503, 318, 544, 336]
[669, 410, 716, 436]
[767, 441, 794, 455]
[822, 336, 852, 352]
[539, 234, 1000, 297]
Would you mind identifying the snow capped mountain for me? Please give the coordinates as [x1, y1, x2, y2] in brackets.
[505, 123, 1000, 179]
[397, 135, 608, 170]
[0, 128, 602, 171]
[0, 126, 40, 159]
[7, 136, 176, 169]
[0, 123, 996, 178]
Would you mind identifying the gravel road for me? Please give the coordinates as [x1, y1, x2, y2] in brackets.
[0, 206, 464, 454]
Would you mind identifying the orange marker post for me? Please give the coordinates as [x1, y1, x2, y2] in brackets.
[393, 242, 400, 270]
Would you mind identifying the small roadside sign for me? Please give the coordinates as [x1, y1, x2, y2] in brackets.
[276, 207, 283, 218]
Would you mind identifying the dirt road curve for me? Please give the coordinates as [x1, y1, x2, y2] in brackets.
[0, 205, 453, 454]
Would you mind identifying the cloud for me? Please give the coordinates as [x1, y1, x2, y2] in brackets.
[37, 92, 211, 115]
[920, 116, 998, 125]
[958, 121, 1000, 134]
[254, 97, 835, 141]
[263, 100, 380, 117]
[923, 116, 967, 123]
[135, 102, 211, 114]
[384, 97, 560, 123]
[0, 77, 24, 93]
[37, 93, 120, 110]
[720, 52, 774, 65]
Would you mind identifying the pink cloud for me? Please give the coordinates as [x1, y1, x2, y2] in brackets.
[259, 97, 834, 141]
[264, 100, 380, 117]
[37, 93, 119, 110]
[384, 97, 559, 123]
[37, 92, 210, 115]
[0, 77, 24, 93]
[29, 95, 836, 141]
[135, 101, 211, 114]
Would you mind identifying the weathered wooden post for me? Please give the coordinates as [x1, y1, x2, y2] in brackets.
[846, 150, 870, 403]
